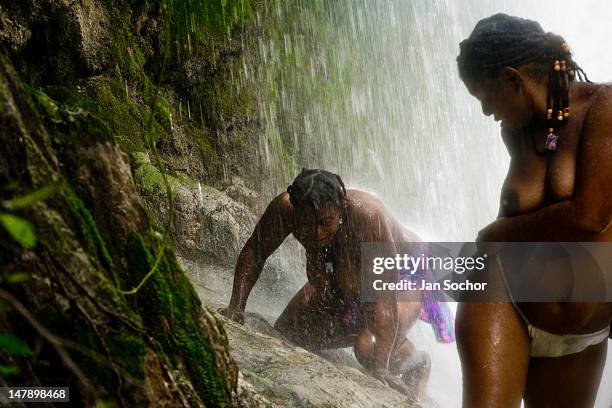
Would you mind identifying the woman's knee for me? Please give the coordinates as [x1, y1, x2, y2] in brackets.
[354, 329, 376, 369]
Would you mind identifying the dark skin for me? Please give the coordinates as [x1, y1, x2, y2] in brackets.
[459, 66, 612, 407]
[220, 189, 429, 399]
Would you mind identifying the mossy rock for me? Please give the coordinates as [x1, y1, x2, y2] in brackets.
[0, 50, 237, 406]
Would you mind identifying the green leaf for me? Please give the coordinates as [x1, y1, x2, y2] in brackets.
[0, 335, 31, 357]
[0, 364, 19, 376]
[0, 214, 37, 248]
[3, 273, 29, 284]
[3, 184, 57, 210]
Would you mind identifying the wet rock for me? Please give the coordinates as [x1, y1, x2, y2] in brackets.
[0, 55, 237, 406]
[182, 256, 439, 408]
[73, 142, 147, 251]
[132, 152, 256, 264]
[1, 0, 110, 80]
[179, 247, 305, 321]
[219, 314, 428, 408]
[232, 372, 278, 408]
[70, 0, 110, 74]
[0, 4, 31, 51]
[224, 176, 260, 210]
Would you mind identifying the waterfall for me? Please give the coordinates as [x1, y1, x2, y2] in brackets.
[242, 1, 612, 406]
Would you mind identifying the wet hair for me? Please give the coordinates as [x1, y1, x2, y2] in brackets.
[287, 168, 346, 211]
[457, 14, 589, 149]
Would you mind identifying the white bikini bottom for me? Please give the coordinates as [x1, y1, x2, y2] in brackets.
[517, 311, 610, 358]
[497, 257, 610, 357]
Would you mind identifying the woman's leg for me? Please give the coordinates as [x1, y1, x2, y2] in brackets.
[274, 283, 354, 350]
[394, 337, 431, 400]
[353, 301, 429, 398]
[353, 301, 421, 368]
[389, 302, 430, 388]
[524, 340, 607, 408]
[457, 301, 530, 408]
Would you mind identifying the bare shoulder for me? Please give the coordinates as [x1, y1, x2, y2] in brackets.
[345, 188, 386, 218]
[266, 191, 294, 219]
[345, 188, 420, 241]
[583, 83, 612, 130]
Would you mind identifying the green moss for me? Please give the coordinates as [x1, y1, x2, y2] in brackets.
[68, 323, 146, 394]
[109, 333, 146, 379]
[130, 151, 150, 168]
[26, 39, 167, 155]
[153, 98, 172, 130]
[131, 153, 197, 195]
[126, 233, 230, 406]
[168, 0, 252, 45]
[102, 2, 149, 83]
[26, 85, 113, 145]
[37, 78, 159, 155]
[133, 160, 171, 194]
[85, 79, 146, 153]
[63, 185, 116, 277]
[195, 134, 215, 163]
[76, 327, 116, 387]
[1, 6, 243, 398]
[207, 72, 253, 119]
[24, 0, 260, 184]
[24, 86, 62, 123]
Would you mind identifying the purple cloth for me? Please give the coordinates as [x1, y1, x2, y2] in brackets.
[400, 251, 456, 343]
[418, 286, 456, 343]
[341, 297, 360, 328]
[340, 273, 455, 343]
[338, 243, 455, 343]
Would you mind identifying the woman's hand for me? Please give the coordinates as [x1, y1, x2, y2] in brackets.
[372, 368, 417, 400]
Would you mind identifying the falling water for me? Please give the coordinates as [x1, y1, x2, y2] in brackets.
[198, 181, 204, 208]
[240, 1, 612, 406]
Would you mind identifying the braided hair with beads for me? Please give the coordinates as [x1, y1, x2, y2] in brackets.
[457, 13, 589, 151]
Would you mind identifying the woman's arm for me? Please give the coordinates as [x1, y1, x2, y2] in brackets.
[225, 193, 293, 320]
[480, 91, 612, 242]
[356, 201, 403, 372]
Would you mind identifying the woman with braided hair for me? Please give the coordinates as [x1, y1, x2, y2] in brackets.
[456, 13, 612, 407]
[220, 168, 455, 400]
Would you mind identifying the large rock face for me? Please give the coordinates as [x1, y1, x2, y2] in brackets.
[0, 35, 237, 408]
[0, 1, 446, 406]
[181, 258, 436, 408]
[131, 152, 257, 264]
[1, 0, 266, 190]
[224, 314, 426, 408]
[0, 0, 280, 405]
